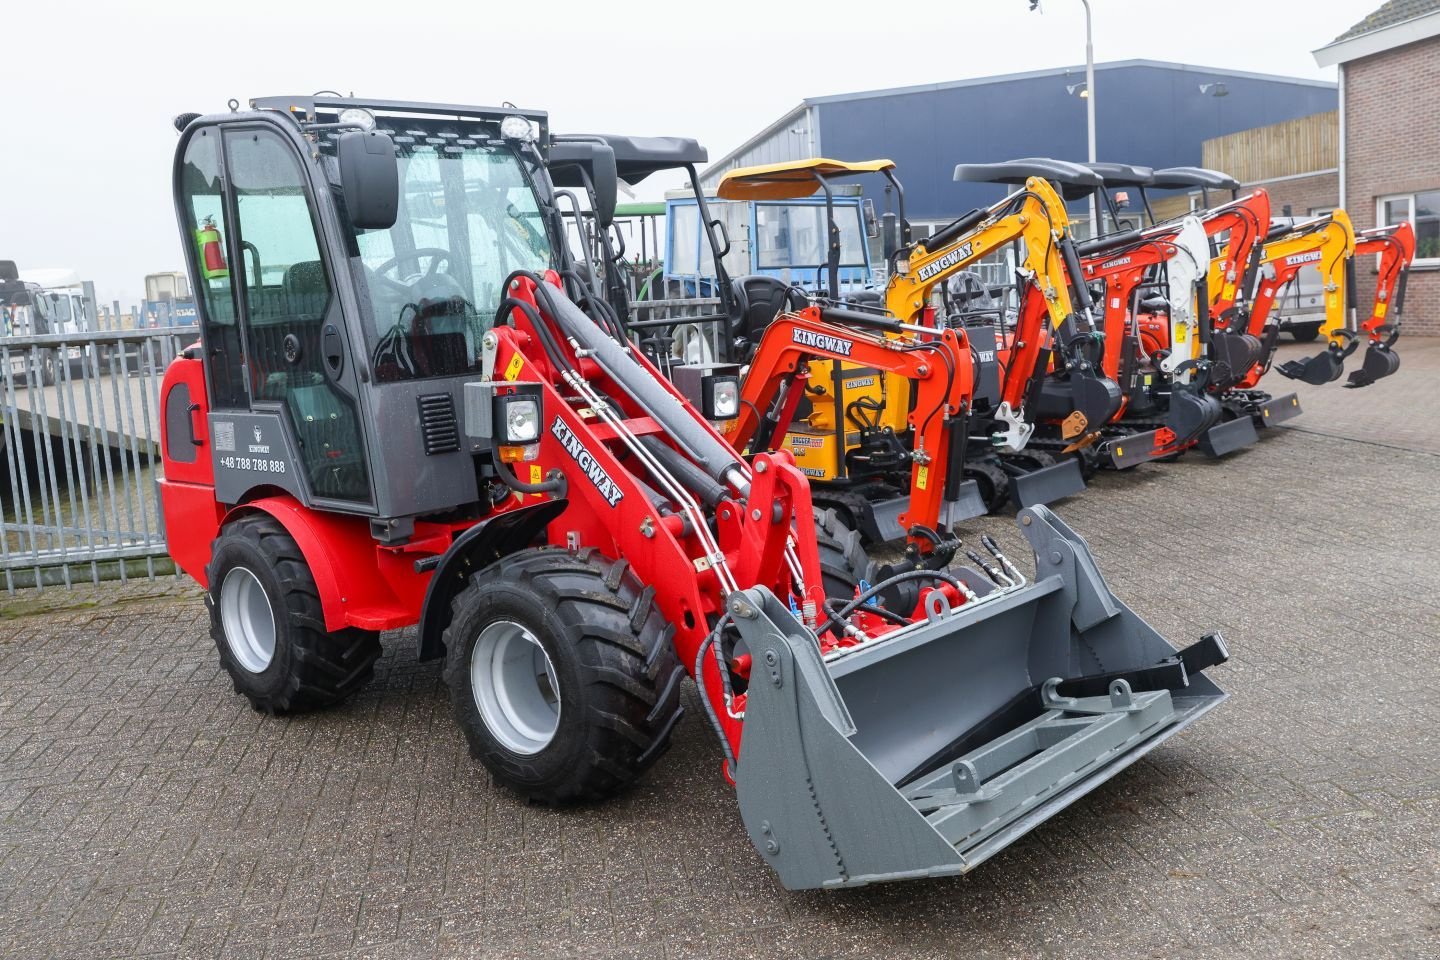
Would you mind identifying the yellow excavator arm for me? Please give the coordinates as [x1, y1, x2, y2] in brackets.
[884, 176, 1077, 331]
[1254, 209, 1356, 344]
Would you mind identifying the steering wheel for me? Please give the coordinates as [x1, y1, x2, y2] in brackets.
[376, 248, 452, 285]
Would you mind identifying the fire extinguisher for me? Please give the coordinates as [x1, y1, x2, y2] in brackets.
[195, 215, 229, 281]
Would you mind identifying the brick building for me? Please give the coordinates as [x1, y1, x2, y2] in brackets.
[1317, 0, 1440, 335]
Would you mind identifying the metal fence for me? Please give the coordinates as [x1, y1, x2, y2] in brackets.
[0, 326, 196, 590]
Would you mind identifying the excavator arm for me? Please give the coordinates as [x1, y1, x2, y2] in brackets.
[885, 176, 1076, 330]
[1342, 221, 1415, 387]
[1200, 190, 1273, 334]
[726, 306, 976, 544]
[1252, 211, 1360, 386]
[886, 177, 1114, 451]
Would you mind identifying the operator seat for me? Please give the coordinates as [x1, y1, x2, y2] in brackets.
[729, 275, 806, 360]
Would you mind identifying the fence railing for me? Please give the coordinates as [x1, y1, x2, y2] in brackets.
[0, 327, 196, 590]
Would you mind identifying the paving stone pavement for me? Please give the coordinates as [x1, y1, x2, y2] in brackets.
[2, 352, 1439, 959]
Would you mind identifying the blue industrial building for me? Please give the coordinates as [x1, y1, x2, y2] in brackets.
[700, 61, 1337, 232]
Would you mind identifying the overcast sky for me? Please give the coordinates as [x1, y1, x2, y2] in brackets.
[0, 0, 1376, 305]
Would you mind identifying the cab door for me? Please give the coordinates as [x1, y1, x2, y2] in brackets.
[175, 121, 372, 508]
[222, 126, 371, 505]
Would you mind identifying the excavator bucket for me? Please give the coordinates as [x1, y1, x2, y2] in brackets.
[1346, 330, 1401, 388]
[729, 506, 1227, 889]
[1278, 335, 1360, 385]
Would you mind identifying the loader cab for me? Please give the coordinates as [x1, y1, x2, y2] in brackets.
[171, 96, 558, 524]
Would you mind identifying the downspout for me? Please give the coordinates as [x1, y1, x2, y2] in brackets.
[1337, 68, 1347, 212]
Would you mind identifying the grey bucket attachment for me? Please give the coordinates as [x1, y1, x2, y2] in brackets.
[728, 506, 1226, 890]
[1278, 333, 1360, 385]
[1197, 415, 1258, 458]
[1007, 456, 1086, 508]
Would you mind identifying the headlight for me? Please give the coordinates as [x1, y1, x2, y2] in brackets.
[503, 399, 540, 443]
[338, 107, 376, 131]
[500, 115, 537, 142]
[708, 377, 740, 421]
[486, 385, 544, 446]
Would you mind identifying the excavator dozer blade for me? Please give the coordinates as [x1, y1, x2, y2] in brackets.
[1252, 392, 1302, 428]
[730, 506, 1226, 891]
[1197, 415, 1259, 458]
[1007, 457, 1086, 508]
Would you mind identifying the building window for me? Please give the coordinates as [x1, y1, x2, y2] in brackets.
[1377, 191, 1440, 265]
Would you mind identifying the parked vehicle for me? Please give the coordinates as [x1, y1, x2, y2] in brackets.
[0, 261, 93, 385]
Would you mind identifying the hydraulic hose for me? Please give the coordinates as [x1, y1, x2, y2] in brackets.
[488, 434, 564, 495]
[832, 568, 967, 622]
[694, 616, 737, 772]
[526, 276, 749, 494]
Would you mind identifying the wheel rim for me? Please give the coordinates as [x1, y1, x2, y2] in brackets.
[219, 567, 277, 674]
[471, 620, 561, 755]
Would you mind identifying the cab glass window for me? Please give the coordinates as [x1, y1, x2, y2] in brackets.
[349, 137, 552, 383]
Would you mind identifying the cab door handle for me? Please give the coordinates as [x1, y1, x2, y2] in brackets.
[322, 323, 344, 376]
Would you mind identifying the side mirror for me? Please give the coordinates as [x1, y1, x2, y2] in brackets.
[338, 131, 399, 231]
[862, 198, 880, 239]
[588, 146, 618, 231]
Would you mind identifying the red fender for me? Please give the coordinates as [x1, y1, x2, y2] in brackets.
[225, 495, 437, 633]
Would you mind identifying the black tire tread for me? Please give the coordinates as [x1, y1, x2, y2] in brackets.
[441, 546, 684, 805]
[813, 508, 873, 601]
[206, 514, 381, 715]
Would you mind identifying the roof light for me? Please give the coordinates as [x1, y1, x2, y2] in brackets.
[338, 107, 376, 131]
[501, 115, 537, 142]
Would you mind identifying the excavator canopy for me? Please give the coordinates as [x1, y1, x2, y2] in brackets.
[717, 158, 897, 201]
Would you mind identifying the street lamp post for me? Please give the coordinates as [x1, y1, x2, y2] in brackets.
[1081, 0, 1097, 238]
[1032, 0, 1099, 237]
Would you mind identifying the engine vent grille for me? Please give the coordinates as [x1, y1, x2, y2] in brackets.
[418, 393, 460, 455]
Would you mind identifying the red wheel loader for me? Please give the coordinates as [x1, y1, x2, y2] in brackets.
[157, 94, 1227, 890]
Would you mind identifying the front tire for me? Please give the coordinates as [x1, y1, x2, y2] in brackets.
[442, 548, 685, 805]
[206, 514, 381, 714]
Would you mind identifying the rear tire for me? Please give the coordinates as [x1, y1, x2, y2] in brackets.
[813, 508, 872, 601]
[442, 547, 685, 805]
[1288, 322, 1322, 343]
[206, 514, 381, 714]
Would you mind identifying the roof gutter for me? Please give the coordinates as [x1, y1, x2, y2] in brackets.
[1314, 11, 1440, 66]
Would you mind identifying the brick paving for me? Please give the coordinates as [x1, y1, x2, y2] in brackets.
[2, 346, 1439, 959]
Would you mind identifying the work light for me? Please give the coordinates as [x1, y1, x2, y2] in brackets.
[708, 376, 740, 421]
[495, 392, 542, 444]
[500, 116, 537, 142]
[337, 107, 376, 131]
